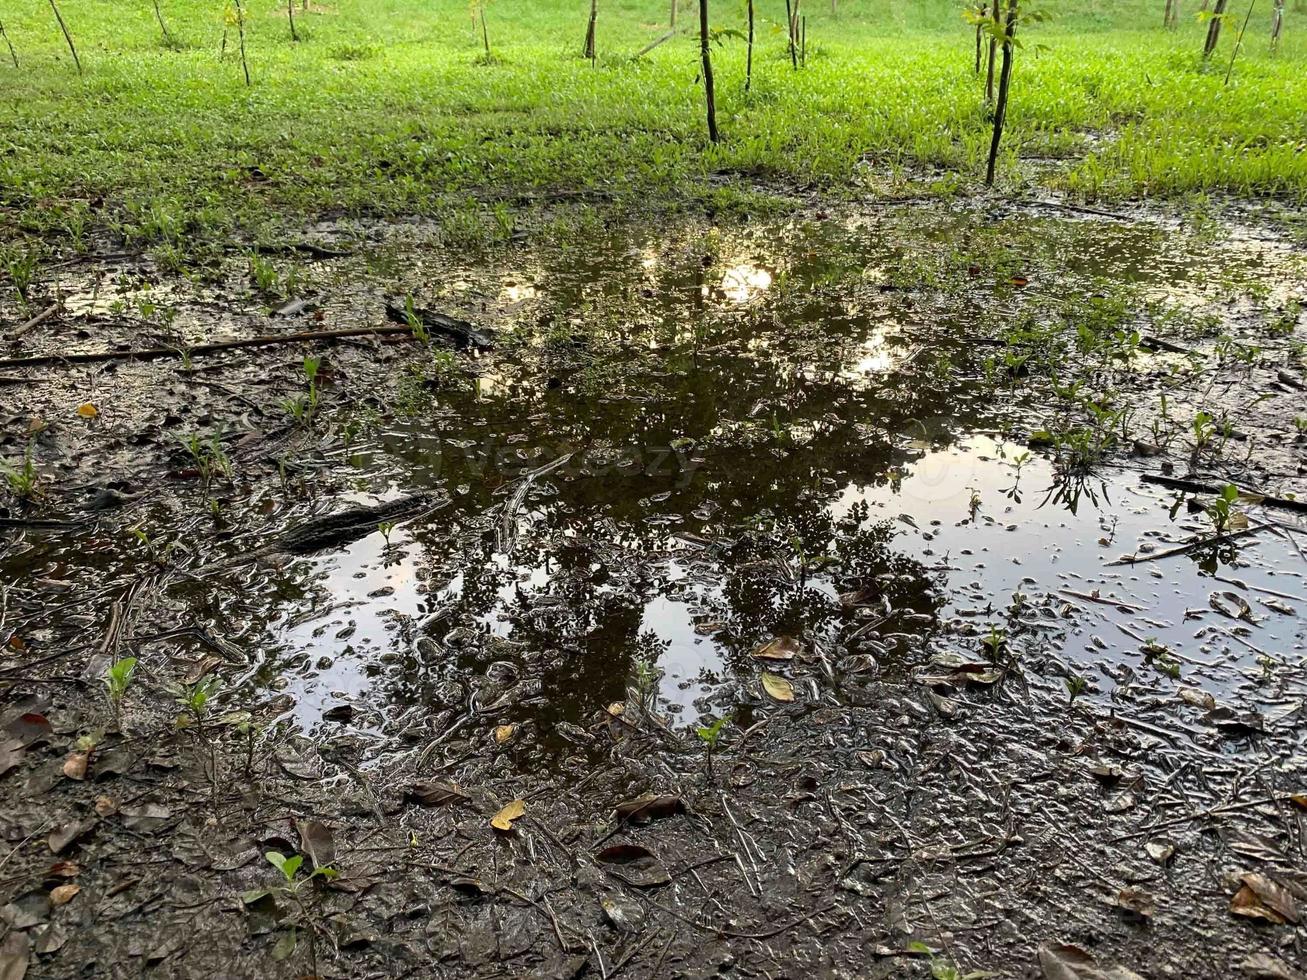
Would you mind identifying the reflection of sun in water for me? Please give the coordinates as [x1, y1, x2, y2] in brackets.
[847, 329, 894, 376]
[501, 283, 538, 304]
[719, 263, 772, 303]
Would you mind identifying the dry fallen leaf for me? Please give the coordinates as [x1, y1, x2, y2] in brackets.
[49, 884, 80, 906]
[494, 724, 517, 745]
[606, 702, 625, 717]
[1038, 942, 1146, 980]
[490, 799, 526, 832]
[594, 843, 671, 888]
[1230, 872, 1299, 925]
[761, 671, 794, 702]
[62, 751, 89, 781]
[405, 781, 469, 807]
[296, 819, 336, 871]
[1144, 840, 1175, 865]
[753, 636, 801, 661]
[1177, 686, 1217, 710]
[613, 794, 685, 824]
[93, 796, 117, 818]
[76, 403, 98, 419]
[1112, 886, 1155, 919]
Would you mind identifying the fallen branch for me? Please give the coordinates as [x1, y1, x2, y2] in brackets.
[1106, 522, 1271, 566]
[0, 324, 416, 370]
[632, 29, 676, 58]
[1141, 472, 1307, 514]
[6, 303, 59, 341]
[1111, 794, 1299, 842]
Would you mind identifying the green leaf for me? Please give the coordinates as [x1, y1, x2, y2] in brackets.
[241, 888, 270, 905]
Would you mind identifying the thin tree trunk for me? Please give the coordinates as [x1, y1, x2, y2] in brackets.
[1164, 0, 1175, 27]
[1224, 0, 1256, 81]
[699, 0, 718, 142]
[786, 0, 798, 68]
[152, 0, 175, 45]
[985, 0, 1018, 187]
[746, 0, 754, 90]
[287, 0, 299, 41]
[481, 8, 491, 58]
[985, 0, 999, 100]
[1204, 0, 1230, 56]
[0, 21, 17, 68]
[670, 0, 678, 28]
[975, 4, 985, 74]
[48, 0, 81, 75]
[234, 0, 250, 85]
[583, 0, 597, 61]
[801, 15, 806, 65]
[1270, 0, 1284, 49]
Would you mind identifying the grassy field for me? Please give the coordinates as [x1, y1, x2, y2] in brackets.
[1, 0, 1305, 255]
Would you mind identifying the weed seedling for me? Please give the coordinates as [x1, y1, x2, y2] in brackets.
[2, 446, 38, 499]
[245, 851, 338, 974]
[1065, 674, 1088, 704]
[282, 355, 322, 425]
[695, 715, 729, 777]
[403, 295, 429, 344]
[1206, 484, 1240, 537]
[104, 657, 138, 726]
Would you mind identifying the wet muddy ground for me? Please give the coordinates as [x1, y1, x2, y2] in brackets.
[1, 199, 1306, 978]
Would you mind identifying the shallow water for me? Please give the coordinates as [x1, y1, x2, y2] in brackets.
[5, 205, 1305, 759]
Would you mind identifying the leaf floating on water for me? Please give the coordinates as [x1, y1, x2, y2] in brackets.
[490, 799, 526, 832]
[1230, 872, 1299, 925]
[1210, 590, 1254, 622]
[761, 671, 794, 702]
[1037, 942, 1146, 980]
[613, 794, 685, 824]
[753, 636, 801, 661]
[494, 724, 517, 745]
[75, 403, 98, 419]
[405, 781, 470, 807]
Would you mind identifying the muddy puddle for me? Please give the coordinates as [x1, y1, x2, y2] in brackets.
[2, 199, 1305, 978]
[5, 204, 1305, 755]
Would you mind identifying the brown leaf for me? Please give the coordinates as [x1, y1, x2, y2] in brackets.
[0, 930, 30, 980]
[47, 819, 96, 855]
[62, 752, 89, 781]
[119, 802, 173, 832]
[760, 671, 794, 702]
[6, 712, 52, 746]
[405, 781, 470, 807]
[93, 796, 117, 817]
[48, 884, 79, 907]
[753, 636, 801, 661]
[494, 724, 517, 745]
[1239, 952, 1306, 980]
[1230, 872, 1299, 925]
[1178, 686, 1217, 710]
[1111, 886, 1155, 919]
[490, 799, 526, 832]
[613, 794, 685, 824]
[0, 738, 23, 778]
[296, 819, 336, 871]
[1038, 942, 1146, 980]
[47, 861, 80, 879]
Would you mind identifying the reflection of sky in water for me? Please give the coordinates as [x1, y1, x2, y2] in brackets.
[716, 263, 773, 303]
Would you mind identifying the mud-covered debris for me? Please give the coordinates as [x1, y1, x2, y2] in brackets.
[1210, 591, 1254, 622]
[1144, 840, 1175, 864]
[385, 301, 493, 350]
[0, 930, 30, 980]
[613, 794, 685, 824]
[119, 802, 173, 832]
[761, 671, 795, 702]
[1038, 942, 1145, 980]
[1111, 886, 1155, 919]
[1230, 872, 1299, 924]
[0, 739, 23, 777]
[1103, 792, 1136, 814]
[1177, 687, 1217, 710]
[491, 799, 526, 832]
[47, 818, 96, 855]
[448, 877, 492, 897]
[1240, 952, 1306, 980]
[594, 843, 671, 888]
[405, 781, 470, 806]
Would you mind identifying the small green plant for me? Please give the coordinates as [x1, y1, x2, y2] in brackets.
[403, 295, 429, 343]
[179, 429, 232, 488]
[1293, 416, 1307, 440]
[4, 246, 41, 302]
[175, 673, 221, 722]
[630, 656, 662, 716]
[1207, 484, 1240, 537]
[980, 625, 1007, 662]
[695, 715, 729, 777]
[2, 446, 38, 499]
[104, 657, 138, 724]
[282, 355, 322, 425]
[377, 520, 395, 547]
[1065, 674, 1088, 703]
[245, 851, 338, 973]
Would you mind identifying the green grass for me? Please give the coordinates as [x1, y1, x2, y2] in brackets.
[1, 0, 1305, 254]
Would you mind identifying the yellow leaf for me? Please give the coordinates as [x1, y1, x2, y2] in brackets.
[606, 702, 625, 717]
[494, 724, 516, 744]
[761, 671, 794, 702]
[76, 403, 99, 419]
[491, 799, 526, 832]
